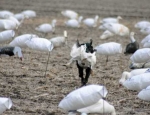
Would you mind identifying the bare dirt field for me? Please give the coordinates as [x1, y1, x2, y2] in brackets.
[0, 0, 150, 115]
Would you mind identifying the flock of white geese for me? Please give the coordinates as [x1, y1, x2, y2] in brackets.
[0, 9, 150, 115]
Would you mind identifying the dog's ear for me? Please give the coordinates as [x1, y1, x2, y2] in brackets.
[90, 39, 93, 45]
[76, 39, 80, 47]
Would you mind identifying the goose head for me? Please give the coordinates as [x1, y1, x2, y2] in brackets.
[78, 16, 83, 23]
[93, 15, 99, 27]
[119, 71, 130, 85]
[117, 16, 123, 20]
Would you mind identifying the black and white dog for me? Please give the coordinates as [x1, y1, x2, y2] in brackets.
[66, 39, 96, 86]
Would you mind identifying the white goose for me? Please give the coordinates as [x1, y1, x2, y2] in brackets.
[14, 13, 28, 22]
[138, 85, 150, 101]
[140, 26, 150, 35]
[21, 10, 36, 18]
[49, 30, 68, 48]
[77, 99, 116, 115]
[94, 42, 122, 62]
[123, 73, 150, 91]
[100, 30, 114, 39]
[65, 16, 83, 28]
[119, 68, 149, 85]
[100, 16, 122, 24]
[0, 10, 14, 18]
[59, 85, 108, 113]
[9, 34, 39, 48]
[83, 15, 99, 27]
[25, 37, 54, 52]
[0, 30, 15, 43]
[141, 34, 150, 46]
[134, 21, 150, 30]
[35, 19, 57, 36]
[0, 97, 12, 114]
[100, 23, 130, 37]
[130, 48, 150, 63]
[61, 10, 78, 19]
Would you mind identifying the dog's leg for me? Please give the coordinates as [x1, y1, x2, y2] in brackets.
[84, 67, 91, 85]
[76, 61, 84, 86]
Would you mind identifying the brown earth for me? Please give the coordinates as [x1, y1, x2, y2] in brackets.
[0, 0, 150, 115]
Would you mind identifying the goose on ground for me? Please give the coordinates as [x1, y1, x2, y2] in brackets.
[14, 13, 28, 21]
[138, 85, 150, 101]
[94, 42, 122, 62]
[83, 15, 99, 27]
[0, 97, 12, 114]
[0, 46, 23, 60]
[100, 16, 122, 24]
[130, 48, 150, 63]
[21, 10, 36, 18]
[141, 34, 150, 46]
[58, 85, 108, 113]
[119, 68, 149, 85]
[0, 30, 15, 43]
[35, 19, 57, 37]
[134, 21, 150, 30]
[61, 10, 78, 19]
[25, 37, 54, 52]
[49, 30, 68, 48]
[129, 62, 150, 69]
[100, 30, 114, 39]
[0, 19, 18, 30]
[140, 26, 150, 35]
[122, 73, 150, 91]
[9, 34, 39, 48]
[100, 23, 130, 37]
[65, 16, 83, 28]
[77, 99, 116, 115]
[124, 32, 139, 54]
[0, 10, 14, 18]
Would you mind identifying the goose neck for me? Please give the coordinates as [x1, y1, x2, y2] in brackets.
[130, 35, 135, 43]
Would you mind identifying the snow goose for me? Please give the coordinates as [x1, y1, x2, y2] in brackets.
[9, 34, 39, 48]
[141, 34, 150, 46]
[25, 37, 54, 52]
[0, 97, 12, 114]
[58, 85, 108, 113]
[14, 13, 27, 21]
[49, 30, 68, 48]
[0, 46, 23, 60]
[4, 15, 21, 27]
[0, 10, 14, 18]
[0, 19, 18, 30]
[21, 10, 36, 18]
[65, 16, 83, 28]
[83, 15, 99, 27]
[130, 48, 150, 63]
[138, 85, 150, 101]
[119, 68, 149, 85]
[77, 99, 116, 115]
[94, 42, 122, 62]
[61, 10, 78, 19]
[134, 21, 150, 30]
[100, 30, 114, 39]
[100, 23, 130, 37]
[100, 16, 122, 24]
[35, 19, 57, 37]
[0, 30, 15, 43]
[122, 73, 150, 91]
[124, 32, 139, 54]
[140, 26, 150, 35]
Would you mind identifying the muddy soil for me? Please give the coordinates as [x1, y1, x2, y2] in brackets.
[0, 0, 150, 115]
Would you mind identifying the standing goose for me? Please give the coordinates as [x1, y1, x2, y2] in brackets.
[100, 16, 122, 24]
[35, 19, 57, 37]
[124, 32, 139, 54]
[61, 10, 78, 19]
[65, 16, 83, 28]
[0, 46, 23, 60]
[83, 15, 99, 27]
